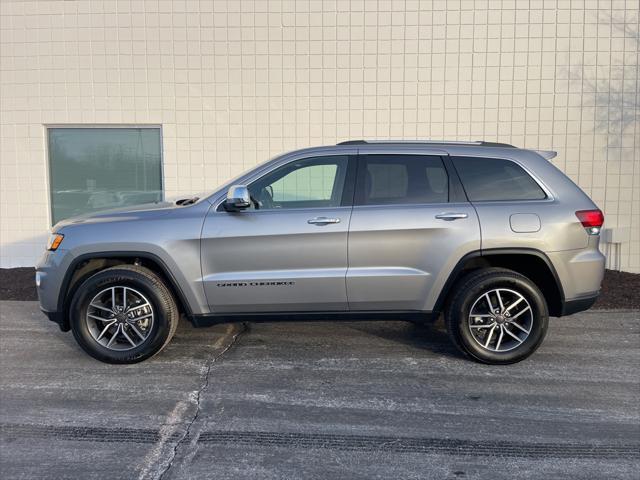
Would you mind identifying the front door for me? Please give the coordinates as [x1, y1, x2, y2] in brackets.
[346, 152, 481, 312]
[201, 154, 356, 313]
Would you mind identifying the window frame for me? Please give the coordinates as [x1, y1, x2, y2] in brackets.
[45, 124, 164, 226]
[354, 153, 460, 207]
[450, 155, 553, 203]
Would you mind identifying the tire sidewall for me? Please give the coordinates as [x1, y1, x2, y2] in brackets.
[454, 274, 548, 364]
[70, 270, 173, 363]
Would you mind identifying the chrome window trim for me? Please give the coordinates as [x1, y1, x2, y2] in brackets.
[210, 146, 556, 210]
[351, 202, 468, 210]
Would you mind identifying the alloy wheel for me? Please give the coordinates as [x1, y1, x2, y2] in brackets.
[467, 288, 533, 353]
[85, 286, 155, 351]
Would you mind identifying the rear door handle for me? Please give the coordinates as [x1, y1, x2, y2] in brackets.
[435, 212, 468, 221]
[308, 217, 341, 225]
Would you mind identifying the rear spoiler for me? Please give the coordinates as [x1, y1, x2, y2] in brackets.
[535, 150, 557, 160]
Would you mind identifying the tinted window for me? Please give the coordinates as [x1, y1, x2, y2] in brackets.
[452, 157, 547, 201]
[248, 156, 349, 210]
[357, 155, 448, 205]
[48, 128, 163, 224]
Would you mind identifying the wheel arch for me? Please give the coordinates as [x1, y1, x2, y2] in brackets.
[434, 248, 565, 317]
[57, 251, 193, 331]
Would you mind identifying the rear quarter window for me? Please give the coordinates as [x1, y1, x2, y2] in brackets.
[452, 156, 547, 201]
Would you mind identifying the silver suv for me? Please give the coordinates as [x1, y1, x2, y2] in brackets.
[36, 141, 605, 364]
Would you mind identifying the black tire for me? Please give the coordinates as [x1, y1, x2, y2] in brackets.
[69, 265, 179, 364]
[445, 268, 548, 364]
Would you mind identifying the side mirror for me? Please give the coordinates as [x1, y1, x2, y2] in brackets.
[224, 185, 251, 211]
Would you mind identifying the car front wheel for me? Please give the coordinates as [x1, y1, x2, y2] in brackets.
[445, 268, 549, 364]
[69, 265, 179, 364]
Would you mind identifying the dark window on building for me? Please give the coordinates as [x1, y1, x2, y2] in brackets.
[48, 127, 163, 224]
[356, 155, 448, 205]
[452, 156, 547, 201]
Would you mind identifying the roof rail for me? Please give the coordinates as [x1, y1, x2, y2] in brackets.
[337, 139, 516, 148]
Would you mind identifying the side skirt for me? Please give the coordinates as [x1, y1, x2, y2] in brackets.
[189, 310, 435, 327]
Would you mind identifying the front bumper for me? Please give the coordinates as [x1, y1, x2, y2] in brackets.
[35, 249, 73, 331]
[40, 308, 69, 331]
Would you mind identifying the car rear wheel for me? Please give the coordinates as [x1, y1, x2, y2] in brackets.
[69, 265, 179, 364]
[445, 268, 548, 364]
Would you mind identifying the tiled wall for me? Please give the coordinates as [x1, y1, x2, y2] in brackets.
[1, 0, 638, 272]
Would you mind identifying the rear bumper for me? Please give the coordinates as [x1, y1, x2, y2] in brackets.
[560, 293, 599, 316]
[547, 240, 605, 304]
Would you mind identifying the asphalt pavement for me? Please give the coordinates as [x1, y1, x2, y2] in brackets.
[1, 301, 638, 479]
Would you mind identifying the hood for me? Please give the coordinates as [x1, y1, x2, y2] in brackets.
[52, 196, 206, 231]
[53, 202, 175, 230]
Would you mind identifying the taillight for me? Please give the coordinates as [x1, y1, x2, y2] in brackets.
[575, 209, 604, 235]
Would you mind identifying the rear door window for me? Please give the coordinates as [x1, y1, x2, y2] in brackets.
[356, 155, 449, 206]
[452, 156, 547, 201]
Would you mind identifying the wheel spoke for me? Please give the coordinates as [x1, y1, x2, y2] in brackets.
[121, 326, 137, 347]
[89, 303, 112, 314]
[470, 323, 495, 329]
[495, 327, 504, 350]
[471, 314, 494, 318]
[509, 320, 530, 334]
[96, 321, 116, 341]
[87, 313, 114, 322]
[496, 290, 505, 310]
[505, 297, 524, 312]
[484, 293, 494, 312]
[484, 325, 496, 348]
[122, 287, 127, 310]
[106, 324, 120, 347]
[111, 287, 116, 310]
[130, 313, 153, 322]
[503, 326, 524, 344]
[510, 306, 531, 320]
[128, 323, 147, 341]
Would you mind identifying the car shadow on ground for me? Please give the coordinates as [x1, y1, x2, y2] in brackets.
[345, 317, 464, 360]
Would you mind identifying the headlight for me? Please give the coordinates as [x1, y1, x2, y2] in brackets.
[47, 233, 64, 251]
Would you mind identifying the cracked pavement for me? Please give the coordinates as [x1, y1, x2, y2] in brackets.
[1, 301, 639, 479]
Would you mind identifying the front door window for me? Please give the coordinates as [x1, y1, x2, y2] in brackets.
[248, 155, 350, 210]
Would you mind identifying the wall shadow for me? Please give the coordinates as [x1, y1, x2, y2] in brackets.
[574, 11, 640, 147]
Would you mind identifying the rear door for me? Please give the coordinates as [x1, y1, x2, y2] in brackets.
[201, 153, 357, 313]
[346, 150, 481, 312]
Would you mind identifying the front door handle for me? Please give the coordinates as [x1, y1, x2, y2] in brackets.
[435, 212, 468, 221]
[308, 217, 341, 225]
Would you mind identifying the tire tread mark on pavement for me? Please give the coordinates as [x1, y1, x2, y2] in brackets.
[2, 424, 637, 460]
[197, 431, 640, 460]
[0, 424, 169, 444]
